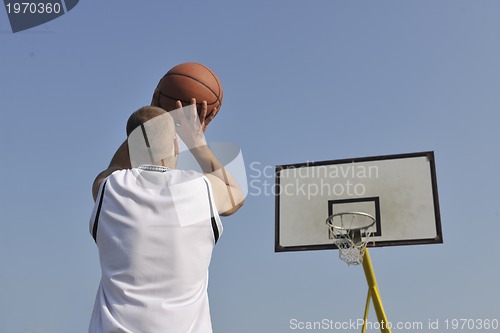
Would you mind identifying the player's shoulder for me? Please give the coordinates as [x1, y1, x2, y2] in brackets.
[105, 168, 134, 181]
[167, 169, 208, 185]
[106, 168, 208, 189]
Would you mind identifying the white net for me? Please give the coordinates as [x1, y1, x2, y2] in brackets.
[326, 212, 375, 265]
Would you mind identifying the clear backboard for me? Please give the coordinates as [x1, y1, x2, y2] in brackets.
[275, 151, 442, 252]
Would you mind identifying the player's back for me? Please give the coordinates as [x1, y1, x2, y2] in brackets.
[89, 167, 222, 333]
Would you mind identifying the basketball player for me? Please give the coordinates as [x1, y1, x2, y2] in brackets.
[88, 99, 244, 333]
[91, 89, 220, 202]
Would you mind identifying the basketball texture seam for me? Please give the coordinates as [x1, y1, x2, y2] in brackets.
[163, 72, 221, 106]
[197, 63, 223, 103]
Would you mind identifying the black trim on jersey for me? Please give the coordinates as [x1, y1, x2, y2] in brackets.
[202, 178, 219, 244]
[92, 180, 108, 243]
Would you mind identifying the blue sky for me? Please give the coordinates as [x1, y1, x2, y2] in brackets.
[1, 1, 499, 332]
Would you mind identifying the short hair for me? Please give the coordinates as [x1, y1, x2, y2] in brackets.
[127, 106, 177, 168]
[126, 106, 167, 137]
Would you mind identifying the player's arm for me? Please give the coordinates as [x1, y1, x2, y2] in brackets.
[174, 99, 244, 216]
[192, 147, 244, 216]
[91, 140, 131, 201]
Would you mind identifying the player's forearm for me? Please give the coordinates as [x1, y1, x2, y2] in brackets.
[190, 145, 237, 185]
[190, 145, 244, 214]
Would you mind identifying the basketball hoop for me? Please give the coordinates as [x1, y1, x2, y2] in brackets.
[326, 212, 376, 265]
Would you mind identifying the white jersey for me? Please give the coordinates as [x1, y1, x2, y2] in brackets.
[89, 166, 222, 333]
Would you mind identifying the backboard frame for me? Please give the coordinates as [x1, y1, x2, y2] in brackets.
[275, 151, 442, 252]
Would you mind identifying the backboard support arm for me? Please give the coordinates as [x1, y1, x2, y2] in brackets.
[361, 249, 392, 333]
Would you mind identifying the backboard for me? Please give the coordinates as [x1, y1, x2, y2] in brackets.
[275, 151, 442, 252]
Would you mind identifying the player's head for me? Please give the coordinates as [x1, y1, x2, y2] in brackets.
[126, 106, 179, 168]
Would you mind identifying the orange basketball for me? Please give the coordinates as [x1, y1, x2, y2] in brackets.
[153, 62, 223, 117]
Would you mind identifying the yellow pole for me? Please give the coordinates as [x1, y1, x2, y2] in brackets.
[362, 249, 392, 333]
[361, 289, 371, 333]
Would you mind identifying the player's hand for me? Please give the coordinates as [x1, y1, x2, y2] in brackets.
[203, 105, 219, 132]
[192, 98, 217, 133]
[173, 98, 207, 149]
